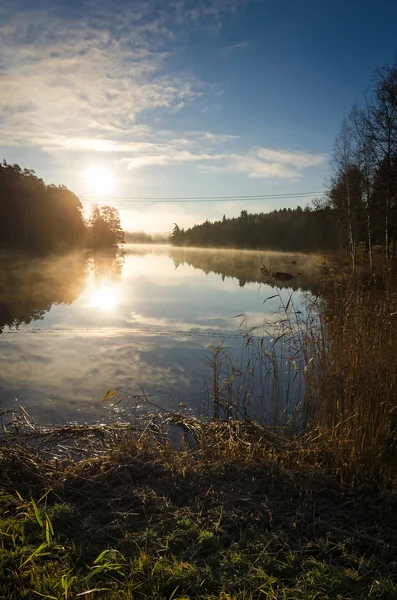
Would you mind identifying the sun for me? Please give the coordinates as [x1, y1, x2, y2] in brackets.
[83, 165, 115, 195]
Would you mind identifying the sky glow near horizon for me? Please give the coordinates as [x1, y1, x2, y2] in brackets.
[1, 0, 396, 232]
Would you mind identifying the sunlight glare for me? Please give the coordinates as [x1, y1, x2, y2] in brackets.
[89, 285, 118, 311]
[83, 166, 115, 195]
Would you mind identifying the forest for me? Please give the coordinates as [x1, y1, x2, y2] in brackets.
[172, 60, 397, 259]
[0, 161, 125, 255]
[172, 206, 336, 252]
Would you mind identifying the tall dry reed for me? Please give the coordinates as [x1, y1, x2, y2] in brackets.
[206, 260, 397, 486]
[304, 263, 397, 483]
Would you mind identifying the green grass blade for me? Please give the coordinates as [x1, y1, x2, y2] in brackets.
[20, 541, 48, 568]
[31, 498, 43, 527]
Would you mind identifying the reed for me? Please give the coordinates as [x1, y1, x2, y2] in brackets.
[304, 262, 397, 485]
[205, 266, 314, 427]
[205, 260, 397, 487]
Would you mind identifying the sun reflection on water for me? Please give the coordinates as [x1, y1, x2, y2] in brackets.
[88, 285, 118, 310]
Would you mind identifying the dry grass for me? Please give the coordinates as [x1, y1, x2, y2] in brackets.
[303, 261, 397, 487]
[0, 417, 396, 598]
[204, 260, 397, 489]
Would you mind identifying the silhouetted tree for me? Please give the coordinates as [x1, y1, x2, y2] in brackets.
[171, 223, 185, 246]
[0, 161, 86, 254]
[0, 161, 125, 255]
[329, 118, 366, 264]
[350, 104, 377, 268]
[88, 204, 125, 249]
[368, 63, 397, 258]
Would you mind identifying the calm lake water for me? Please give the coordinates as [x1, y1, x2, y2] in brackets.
[0, 245, 322, 425]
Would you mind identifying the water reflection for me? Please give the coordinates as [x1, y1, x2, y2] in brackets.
[88, 285, 119, 311]
[0, 250, 126, 333]
[0, 332, 205, 425]
[89, 250, 125, 284]
[0, 253, 87, 334]
[0, 245, 321, 425]
[86, 251, 125, 311]
[170, 247, 321, 293]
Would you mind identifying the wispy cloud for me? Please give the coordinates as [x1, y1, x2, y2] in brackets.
[199, 147, 327, 179]
[0, 0, 232, 150]
[0, 0, 325, 184]
[220, 40, 251, 55]
[255, 148, 326, 168]
[119, 139, 326, 179]
[200, 131, 240, 143]
[46, 131, 325, 179]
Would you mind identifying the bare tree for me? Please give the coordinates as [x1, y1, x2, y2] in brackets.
[368, 64, 397, 259]
[350, 104, 376, 269]
[329, 118, 360, 266]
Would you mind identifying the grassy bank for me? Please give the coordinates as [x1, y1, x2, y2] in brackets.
[0, 418, 396, 599]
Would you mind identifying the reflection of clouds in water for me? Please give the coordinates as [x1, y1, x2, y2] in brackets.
[4, 248, 310, 336]
[0, 247, 316, 425]
[124, 312, 235, 332]
[0, 333, 209, 425]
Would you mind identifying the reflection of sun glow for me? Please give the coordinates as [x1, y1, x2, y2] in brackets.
[89, 285, 118, 310]
[83, 166, 115, 194]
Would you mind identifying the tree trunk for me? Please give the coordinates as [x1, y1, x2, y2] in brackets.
[346, 178, 356, 268]
[367, 211, 373, 270]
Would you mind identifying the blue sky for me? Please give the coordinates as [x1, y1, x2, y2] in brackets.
[1, 0, 396, 231]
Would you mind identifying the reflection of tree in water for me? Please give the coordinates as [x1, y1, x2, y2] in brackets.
[0, 253, 88, 333]
[170, 248, 322, 294]
[172, 256, 181, 270]
[88, 249, 125, 284]
[0, 250, 127, 333]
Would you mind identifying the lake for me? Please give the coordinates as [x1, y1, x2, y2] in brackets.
[0, 245, 322, 426]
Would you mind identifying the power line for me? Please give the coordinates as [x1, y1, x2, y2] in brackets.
[79, 191, 323, 203]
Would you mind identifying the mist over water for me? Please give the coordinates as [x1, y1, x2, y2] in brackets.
[0, 245, 322, 425]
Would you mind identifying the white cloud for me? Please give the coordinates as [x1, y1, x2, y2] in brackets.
[199, 147, 327, 179]
[200, 131, 240, 143]
[0, 1, 207, 151]
[0, 0, 259, 155]
[0, 0, 325, 184]
[121, 152, 217, 169]
[119, 137, 228, 168]
[255, 148, 327, 168]
[114, 138, 325, 179]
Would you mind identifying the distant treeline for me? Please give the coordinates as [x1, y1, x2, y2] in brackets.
[172, 58, 397, 258]
[0, 161, 125, 255]
[124, 231, 170, 244]
[171, 206, 337, 252]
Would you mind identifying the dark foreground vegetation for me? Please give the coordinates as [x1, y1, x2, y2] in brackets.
[0, 414, 396, 600]
[172, 60, 397, 258]
[0, 161, 125, 254]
